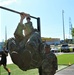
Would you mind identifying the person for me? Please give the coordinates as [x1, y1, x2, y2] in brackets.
[41, 44, 58, 75]
[14, 12, 34, 43]
[7, 12, 42, 70]
[14, 12, 42, 51]
[0, 48, 11, 75]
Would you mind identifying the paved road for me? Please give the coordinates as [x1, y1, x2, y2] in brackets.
[7, 54, 13, 64]
[55, 65, 74, 75]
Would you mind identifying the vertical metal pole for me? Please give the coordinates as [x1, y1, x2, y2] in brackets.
[69, 17, 72, 38]
[37, 17, 41, 36]
[62, 10, 65, 42]
[5, 26, 7, 41]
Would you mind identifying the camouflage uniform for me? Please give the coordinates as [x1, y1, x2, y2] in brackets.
[14, 21, 34, 42]
[14, 21, 42, 49]
[8, 19, 58, 73]
[42, 52, 58, 75]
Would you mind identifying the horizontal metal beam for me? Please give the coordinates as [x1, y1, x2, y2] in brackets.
[0, 6, 38, 19]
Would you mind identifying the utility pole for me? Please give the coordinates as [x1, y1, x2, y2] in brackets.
[5, 26, 7, 41]
[62, 10, 65, 43]
[69, 17, 72, 39]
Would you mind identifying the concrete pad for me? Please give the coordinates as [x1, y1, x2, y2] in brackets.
[55, 65, 74, 75]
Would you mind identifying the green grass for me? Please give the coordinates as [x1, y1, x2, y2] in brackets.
[0, 64, 67, 75]
[57, 54, 74, 65]
[0, 64, 38, 75]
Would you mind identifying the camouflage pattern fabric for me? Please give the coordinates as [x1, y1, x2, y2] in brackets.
[14, 23, 24, 42]
[24, 21, 34, 36]
[7, 38, 58, 74]
[7, 22, 43, 70]
[14, 22, 34, 42]
[7, 22, 58, 75]
[42, 52, 58, 75]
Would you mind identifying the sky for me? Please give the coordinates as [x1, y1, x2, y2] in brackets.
[0, 0, 74, 42]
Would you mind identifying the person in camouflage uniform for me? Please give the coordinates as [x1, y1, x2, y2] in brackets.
[41, 44, 58, 75]
[13, 12, 42, 51]
[7, 12, 43, 71]
[7, 12, 57, 75]
[14, 13, 33, 42]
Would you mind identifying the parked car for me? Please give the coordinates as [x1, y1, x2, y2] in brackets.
[61, 44, 70, 52]
[0, 45, 3, 55]
[50, 47, 58, 53]
[0, 42, 4, 54]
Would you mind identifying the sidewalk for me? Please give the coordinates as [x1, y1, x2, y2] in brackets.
[7, 54, 13, 64]
[55, 65, 74, 75]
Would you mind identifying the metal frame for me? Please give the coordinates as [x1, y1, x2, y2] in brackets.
[0, 6, 41, 35]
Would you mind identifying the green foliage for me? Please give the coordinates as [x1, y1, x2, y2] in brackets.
[69, 48, 73, 52]
[71, 28, 74, 37]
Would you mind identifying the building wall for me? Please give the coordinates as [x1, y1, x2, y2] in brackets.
[42, 37, 60, 45]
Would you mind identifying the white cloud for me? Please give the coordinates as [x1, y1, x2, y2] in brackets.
[0, 0, 17, 6]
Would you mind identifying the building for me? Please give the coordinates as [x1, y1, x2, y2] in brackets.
[42, 37, 60, 45]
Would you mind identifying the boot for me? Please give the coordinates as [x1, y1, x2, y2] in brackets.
[8, 72, 11, 75]
[8, 68, 11, 75]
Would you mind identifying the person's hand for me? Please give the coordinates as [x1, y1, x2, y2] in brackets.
[20, 12, 27, 24]
[20, 12, 26, 20]
[20, 12, 30, 24]
[20, 12, 30, 19]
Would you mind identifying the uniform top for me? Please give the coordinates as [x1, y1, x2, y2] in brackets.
[23, 21, 34, 36]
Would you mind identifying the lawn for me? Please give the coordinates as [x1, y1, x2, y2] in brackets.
[0, 64, 38, 75]
[0, 54, 74, 75]
[57, 54, 74, 65]
[0, 64, 67, 75]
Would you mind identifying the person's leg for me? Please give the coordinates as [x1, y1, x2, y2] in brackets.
[38, 66, 42, 75]
[3, 65, 11, 75]
[0, 62, 2, 75]
[0, 61, 2, 66]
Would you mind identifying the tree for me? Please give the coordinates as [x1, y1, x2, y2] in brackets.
[71, 28, 74, 37]
[71, 28, 74, 44]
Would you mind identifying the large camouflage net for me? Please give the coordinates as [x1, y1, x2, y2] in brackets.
[6, 31, 57, 75]
[7, 31, 44, 71]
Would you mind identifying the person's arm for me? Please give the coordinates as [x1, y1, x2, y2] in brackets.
[14, 12, 26, 39]
[14, 13, 30, 41]
[3, 51, 8, 56]
[19, 12, 26, 24]
[19, 12, 30, 24]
